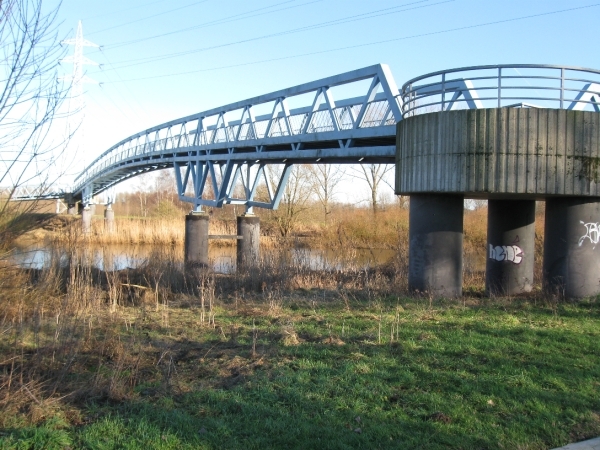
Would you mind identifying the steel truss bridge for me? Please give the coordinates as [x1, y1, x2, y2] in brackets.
[10, 63, 600, 211]
[76, 64, 402, 212]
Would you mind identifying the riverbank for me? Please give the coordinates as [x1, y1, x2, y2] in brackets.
[14, 205, 496, 250]
[5, 206, 591, 449]
[0, 263, 598, 448]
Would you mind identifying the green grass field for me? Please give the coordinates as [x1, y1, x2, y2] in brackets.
[1, 294, 598, 449]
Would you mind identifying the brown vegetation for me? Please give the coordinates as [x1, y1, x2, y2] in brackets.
[0, 196, 566, 440]
[0, 235, 407, 426]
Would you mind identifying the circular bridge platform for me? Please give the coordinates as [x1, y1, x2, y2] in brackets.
[395, 64, 600, 298]
[397, 108, 600, 198]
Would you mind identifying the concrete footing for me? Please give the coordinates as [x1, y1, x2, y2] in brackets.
[408, 194, 464, 297]
[237, 215, 260, 267]
[104, 208, 115, 233]
[82, 208, 92, 234]
[184, 213, 209, 267]
[486, 200, 535, 296]
[543, 197, 600, 298]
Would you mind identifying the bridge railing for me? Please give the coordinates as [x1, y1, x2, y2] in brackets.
[4, 184, 69, 201]
[73, 64, 402, 195]
[401, 64, 600, 117]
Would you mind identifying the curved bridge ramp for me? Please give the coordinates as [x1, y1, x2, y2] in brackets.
[73, 64, 402, 211]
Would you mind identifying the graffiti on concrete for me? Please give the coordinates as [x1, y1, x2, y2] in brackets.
[578, 221, 600, 248]
[488, 244, 524, 264]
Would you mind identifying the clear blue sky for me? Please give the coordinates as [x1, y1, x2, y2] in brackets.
[47, 0, 599, 195]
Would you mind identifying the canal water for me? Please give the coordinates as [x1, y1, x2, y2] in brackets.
[9, 241, 399, 273]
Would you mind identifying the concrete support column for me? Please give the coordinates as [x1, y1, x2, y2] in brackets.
[408, 194, 464, 297]
[237, 215, 260, 267]
[67, 203, 77, 215]
[486, 200, 536, 296]
[104, 207, 115, 233]
[82, 207, 92, 234]
[184, 213, 209, 267]
[543, 197, 600, 298]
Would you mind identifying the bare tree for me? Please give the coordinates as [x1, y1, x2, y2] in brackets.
[0, 0, 70, 243]
[135, 173, 153, 217]
[155, 169, 176, 203]
[308, 164, 344, 222]
[350, 164, 394, 214]
[268, 164, 313, 237]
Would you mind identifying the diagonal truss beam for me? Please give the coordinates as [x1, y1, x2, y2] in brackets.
[72, 64, 402, 208]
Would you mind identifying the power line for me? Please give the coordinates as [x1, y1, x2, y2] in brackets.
[96, 51, 153, 124]
[86, 0, 213, 36]
[100, 2, 600, 85]
[93, 0, 319, 51]
[92, 0, 445, 72]
[81, 0, 168, 21]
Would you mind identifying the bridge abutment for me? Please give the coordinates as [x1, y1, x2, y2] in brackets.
[184, 213, 209, 268]
[486, 200, 535, 296]
[408, 194, 464, 297]
[543, 197, 600, 298]
[237, 215, 260, 268]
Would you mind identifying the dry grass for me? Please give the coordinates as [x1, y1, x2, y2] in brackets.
[2, 209, 597, 450]
[4, 202, 599, 449]
[309, 207, 409, 250]
[0, 241, 407, 428]
[17, 215, 236, 246]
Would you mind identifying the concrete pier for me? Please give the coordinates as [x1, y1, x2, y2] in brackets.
[184, 213, 209, 267]
[82, 207, 92, 234]
[486, 200, 536, 296]
[543, 198, 600, 298]
[237, 215, 260, 267]
[104, 207, 115, 233]
[408, 194, 464, 297]
[397, 106, 600, 298]
[67, 203, 77, 215]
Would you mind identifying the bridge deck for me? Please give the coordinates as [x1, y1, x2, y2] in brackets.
[71, 64, 402, 210]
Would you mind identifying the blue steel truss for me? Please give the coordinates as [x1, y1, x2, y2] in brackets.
[72, 64, 402, 210]
[27, 63, 600, 210]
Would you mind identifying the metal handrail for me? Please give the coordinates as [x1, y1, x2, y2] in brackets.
[401, 64, 600, 117]
[72, 64, 402, 195]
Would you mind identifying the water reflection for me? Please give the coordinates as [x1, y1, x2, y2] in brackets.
[9, 242, 397, 273]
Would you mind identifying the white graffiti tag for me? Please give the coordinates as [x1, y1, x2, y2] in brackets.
[488, 245, 524, 264]
[578, 221, 600, 248]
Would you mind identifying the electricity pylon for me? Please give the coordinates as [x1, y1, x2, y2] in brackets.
[59, 21, 100, 173]
[60, 20, 99, 115]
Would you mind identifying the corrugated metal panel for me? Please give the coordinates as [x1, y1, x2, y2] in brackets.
[396, 108, 600, 198]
